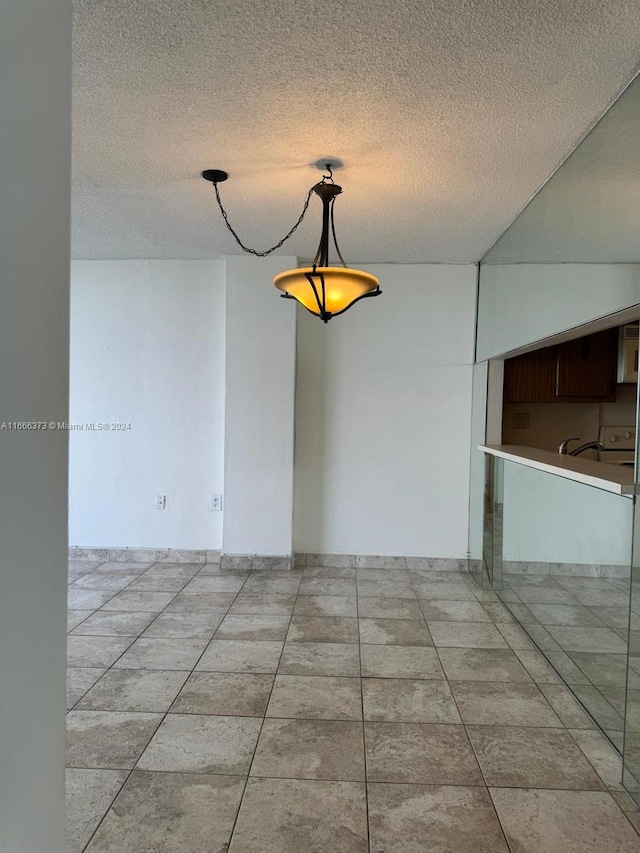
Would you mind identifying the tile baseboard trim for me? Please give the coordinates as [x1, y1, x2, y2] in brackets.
[294, 554, 468, 571]
[69, 547, 222, 564]
[69, 548, 471, 573]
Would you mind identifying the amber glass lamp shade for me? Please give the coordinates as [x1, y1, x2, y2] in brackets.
[274, 266, 379, 322]
[273, 179, 381, 322]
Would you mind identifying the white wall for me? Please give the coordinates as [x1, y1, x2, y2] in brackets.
[0, 2, 71, 850]
[223, 257, 297, 556]
[70, 260, 225, 549]
[294, 264, 477, 557]
[476, 263, 640, 360]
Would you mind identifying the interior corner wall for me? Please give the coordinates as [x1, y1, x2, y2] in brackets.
[476, 263, 640, 360]
[293, 264, 477, 558]
[223, 256, 297, 556]
[0, 2, 71, 849]
[69, 260, 226, 549]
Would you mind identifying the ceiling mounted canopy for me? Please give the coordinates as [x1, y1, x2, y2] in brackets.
[202, 164, 381, 323]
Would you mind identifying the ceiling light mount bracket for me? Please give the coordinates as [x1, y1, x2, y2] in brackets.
[201, 169, 228, 184]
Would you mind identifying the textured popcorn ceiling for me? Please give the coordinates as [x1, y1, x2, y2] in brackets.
[73, 0, 640, 262]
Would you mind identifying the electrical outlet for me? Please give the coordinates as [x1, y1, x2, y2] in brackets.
[209, 493, 222, 512]
[155, 495, 167, 511]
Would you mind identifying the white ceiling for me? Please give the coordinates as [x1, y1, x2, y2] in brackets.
[73, 0, 640, 263]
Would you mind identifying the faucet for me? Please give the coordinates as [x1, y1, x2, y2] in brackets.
[558, 437, 580, 454]
[570, 440, 605, 458]
[558, 437, 604, 458]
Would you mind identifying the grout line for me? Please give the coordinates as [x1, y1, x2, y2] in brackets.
[76, 561, 250, 852]
[67, 562, 640, 848]
[225, 568, 301, 850]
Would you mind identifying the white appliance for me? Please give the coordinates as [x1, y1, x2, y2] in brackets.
[618, 323, 639, 383]
[598, 424, 636, 468]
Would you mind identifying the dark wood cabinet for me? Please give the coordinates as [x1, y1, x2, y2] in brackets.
[504, 329, 618, 403]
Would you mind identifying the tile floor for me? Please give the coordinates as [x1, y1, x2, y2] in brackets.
[65, 559, 640, 852]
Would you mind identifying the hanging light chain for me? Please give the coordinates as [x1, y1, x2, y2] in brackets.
[211, 179, 322, 257]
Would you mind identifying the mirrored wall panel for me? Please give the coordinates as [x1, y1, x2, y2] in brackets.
[473, 70, 640, 802]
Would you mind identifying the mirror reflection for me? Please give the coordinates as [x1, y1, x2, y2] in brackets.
[472, 71, 640, 802]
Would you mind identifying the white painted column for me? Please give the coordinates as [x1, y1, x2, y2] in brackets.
[223, 257, 297, 559]
[0, 3, 71, 850]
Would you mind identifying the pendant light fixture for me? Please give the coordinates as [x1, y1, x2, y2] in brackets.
[202, 163, 381, 323]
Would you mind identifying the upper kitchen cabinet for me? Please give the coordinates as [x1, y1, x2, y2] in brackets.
[504, 328, 618, 403]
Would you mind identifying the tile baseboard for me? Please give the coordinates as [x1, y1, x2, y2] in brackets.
[294, 554, 468, 572]
[69, 548, 471, 573]
[69, 547, 221, 564]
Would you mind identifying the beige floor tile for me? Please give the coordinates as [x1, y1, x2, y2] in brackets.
[467, 725, 604, 789]
[360, 644, 445, 679]
[67, 609, 94, 631]
[287, 615, 359, 643]
[251, 718, 365, 781]
[138, 714, 262, 774]
[216, 614, 291, 641]
[293, 594, 358, 617]
[490, 788, 640, 852]
[71, 572, 138, 591]
[437, 648, 533, 682]
[363, 678, 460, 723]
[303, 566, 357, 579]
[124, 574, 190, 592]
[229, 593, 297, 615]
[182, 575, 248, 593]
[278, 642, 361, 676]
[299, 577, 357, 596]
[266, 675, 362, 720]
[358, 617, 433, 646]
[171, 671, 274, 716]
[66, 710, 163, 769]
[163, 591, 236, 613]
[357, 597, 423, 619]
[77, 669, 189, 712]
[142, 612, 224, 638]
[70, 610, 156, 637]
[428, 622, 508, 649]
[101, 590, 177, 612]
[365, 722, 482, 784]
[228, 778, 368, 853]
[67, 635, 135, 668]
[67, 667, 107, 709]
[368, 783, 509, 853]
[196, 639, 284, 673]
[357, 580, 416, 599]
[86, 771, 245, 853]
[113, 638, 208, 670]
[242, 576, 302, 595]
[419, 599, 491, 622]
[450, 681, 562, 726]
[412, 583, 477, 601]
[66, 768, 128, 853]
[68, 589, 117, 610]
